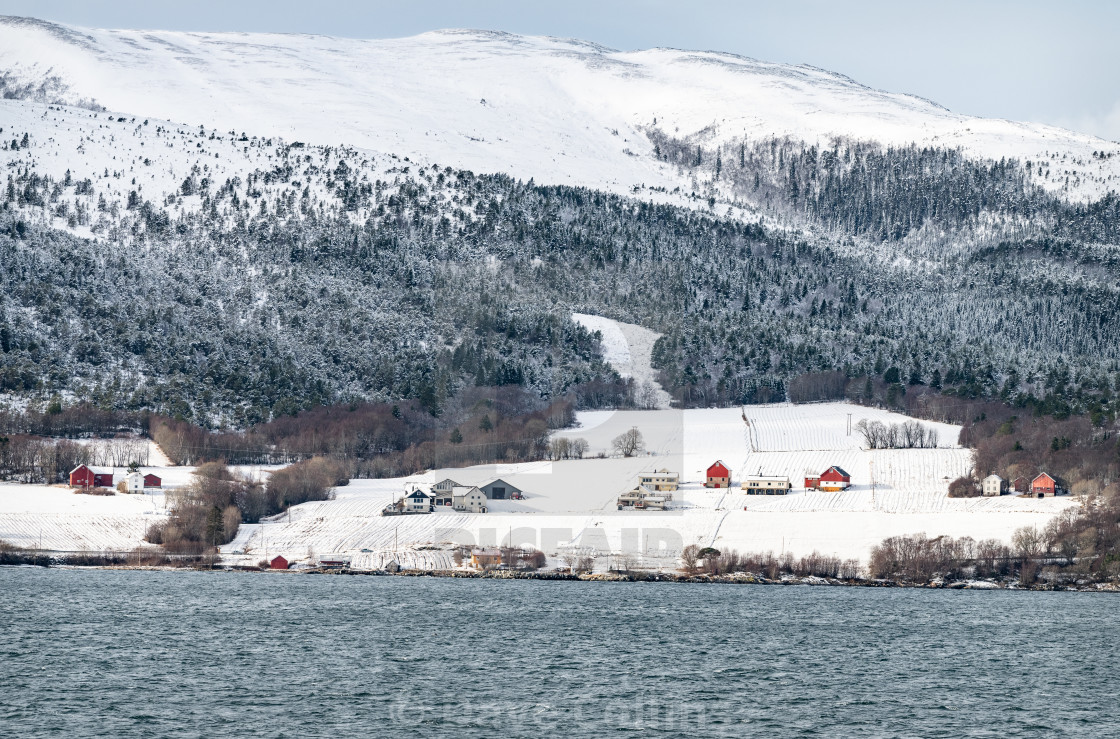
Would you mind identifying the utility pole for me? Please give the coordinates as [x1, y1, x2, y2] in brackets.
[870, 459, 877, 507]
[847, 413, 852, 437]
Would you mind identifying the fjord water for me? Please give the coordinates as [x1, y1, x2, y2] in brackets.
[2, 569, 1117, 738]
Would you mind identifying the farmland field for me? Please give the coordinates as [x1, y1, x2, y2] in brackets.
[1, 404, 1076, 568]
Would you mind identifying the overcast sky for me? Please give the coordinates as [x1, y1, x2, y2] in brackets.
[3, 0, 1117, 142]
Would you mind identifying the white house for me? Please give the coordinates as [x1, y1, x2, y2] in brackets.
[638, 469, 679, 492]
[452, 485, 488, 513]
[403, 489, 433, 513]
[741, 475, 792, 494]
[618, 485, 673, 510]
[982, 474, 1007, 497]
[120, 471, 146, 494]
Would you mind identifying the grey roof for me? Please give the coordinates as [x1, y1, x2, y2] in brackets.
[482, 477, 520, 490]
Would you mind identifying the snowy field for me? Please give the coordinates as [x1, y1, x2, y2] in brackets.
[0, 404, 1075, 568]
[0, 464, 280, 551]
[219, 402, 1075, 571]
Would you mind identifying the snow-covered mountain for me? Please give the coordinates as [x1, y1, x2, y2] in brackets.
[2, 15, 1118, 206]
[2, 15, 1119, 424]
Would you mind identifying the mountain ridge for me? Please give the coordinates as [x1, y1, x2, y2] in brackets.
[2, 14, 1117, 209]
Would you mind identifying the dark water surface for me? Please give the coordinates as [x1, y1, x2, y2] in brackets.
[2, 569, 1118, 738]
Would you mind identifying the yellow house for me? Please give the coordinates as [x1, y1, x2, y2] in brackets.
[638, 469, 679, 492]
[470, 548, 503, 569]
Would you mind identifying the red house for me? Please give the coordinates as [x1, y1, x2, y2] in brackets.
[143, 473, 162, 488]
[69, 464, 114, 489]
[705, 461, 731, 488]
[269, 555, 289, 570]
[804, 473, 821, 489]
[1031, 473, 1057, 497]
[818, 466, 852, 492]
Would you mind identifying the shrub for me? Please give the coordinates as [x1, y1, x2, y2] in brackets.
[947, 476, 980, 498]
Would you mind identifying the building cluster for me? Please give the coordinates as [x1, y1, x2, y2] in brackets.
[383, 477, 524, 515]
[617, 460, 859, 510]
[68, 464, 162, 493]
[617, 469, 678, 510]
[706, 460, 793, 494]
[803, 466, 852, 492]
[982, 472, 1063, 498]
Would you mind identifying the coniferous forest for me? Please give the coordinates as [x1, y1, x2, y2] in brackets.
[1, 125, 1119, 428]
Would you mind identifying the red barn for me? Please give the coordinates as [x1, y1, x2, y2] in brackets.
[818, 466, 852, 492]
[705, 461, 731, 488]
[1012, 477, 1030, 494]
[69, 465, 114, 489]
[143, 473, 162, 488]
[804, 474, 821, 490]
[270, 555, 289, 570]
[1031, 473, 1057, 497]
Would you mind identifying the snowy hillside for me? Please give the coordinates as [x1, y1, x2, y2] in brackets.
[1, 16, 1117, 206]
[213, 403, 1073, 569]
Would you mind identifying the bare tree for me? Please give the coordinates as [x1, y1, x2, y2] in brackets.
[681, 544, 700, 574]
[611, 427, 645, 457]
[637, 382, 660, 410]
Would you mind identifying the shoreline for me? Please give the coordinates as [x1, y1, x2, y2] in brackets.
[8, 562, 1119, 592]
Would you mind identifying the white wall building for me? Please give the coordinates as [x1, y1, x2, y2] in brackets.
[982, 474, 1007, 497]
[452, 486, 488, 513]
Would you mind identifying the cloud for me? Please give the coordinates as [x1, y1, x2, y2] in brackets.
[1050, 100, 1120, 144]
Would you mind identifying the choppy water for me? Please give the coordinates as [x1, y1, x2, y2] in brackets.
[2, 569, 1118, 738]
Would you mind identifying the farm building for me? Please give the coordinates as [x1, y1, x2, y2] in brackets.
[819, 466, 852, 491]
[705, 461, 731, 488]
[618, 485, 672, 510]
[319, 554, 352, 569]
[742, 475, 791, 494]
[403, 489, 433, 513]
[982, 474, 1007, 497]
[453, 486, 488, 513]
[471, 548, 503, 569]
[68, 465, 114, 489]
[119, 470, 163, 494]
[1012, 477, 1030, 494]
[481, 478, 523, 500]
[804, 473, 821, 489]
[119, 471, 145, 494]
[432, 478, 460, 495]
[638, 469, 679, 492]
[1031, 473, 1058, 497]
[270, 555, 289, 570]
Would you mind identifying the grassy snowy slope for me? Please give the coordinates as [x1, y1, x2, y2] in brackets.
[1, 17, 1117, 204]
[216, 403, 1073, 569]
